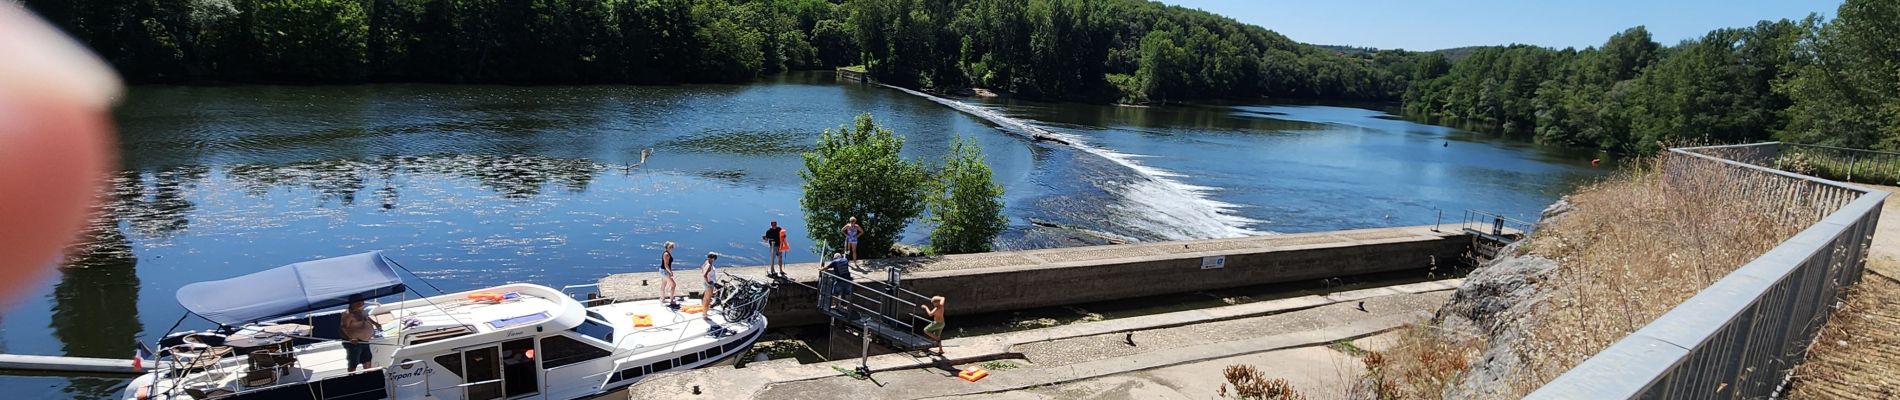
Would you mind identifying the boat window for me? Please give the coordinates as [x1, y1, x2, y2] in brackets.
[539, 335, 610, 369]
[434, 353, 463, 378]
[572, 318, 614, 343]
[586, 310, 607, 321]
[617, 366, 646, 381]
[647, 359, 671, 374]
[679, 352, 699, 366]
[488, 312, 549, 330]
[702, 346, 722, 360]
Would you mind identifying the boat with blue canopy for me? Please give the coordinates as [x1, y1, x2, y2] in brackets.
[121, 251, 771, 400]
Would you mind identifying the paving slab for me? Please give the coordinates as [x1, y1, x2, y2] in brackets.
[618, 279, 1458, 399]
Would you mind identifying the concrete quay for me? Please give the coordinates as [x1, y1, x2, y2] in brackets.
[600, 278, 1462, 399]
[598, 225, 1468, 327]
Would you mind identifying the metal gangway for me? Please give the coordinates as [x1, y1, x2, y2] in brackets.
[817, 268, 937, 352]
[1460, 209, 1534, 264]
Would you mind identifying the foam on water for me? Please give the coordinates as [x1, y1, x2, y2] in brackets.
[884, 85, 1262, 240]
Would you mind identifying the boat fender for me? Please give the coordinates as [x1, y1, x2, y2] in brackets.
[468, 292, 506, 303]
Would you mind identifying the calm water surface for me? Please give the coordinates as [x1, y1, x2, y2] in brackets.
[0, 72, 1604, 398]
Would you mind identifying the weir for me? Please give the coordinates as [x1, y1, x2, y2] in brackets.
[595, 225, 1471, 328]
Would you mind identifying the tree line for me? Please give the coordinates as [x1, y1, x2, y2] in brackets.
[23, 0, 1412, 103]
[1401, 0, 1900, 153]
[24, 0, 1900, 152]
[848, 0, 1422, 103]
[22, 0, 858, 84]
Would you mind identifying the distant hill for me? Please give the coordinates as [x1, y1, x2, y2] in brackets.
[1429, 46, 1488, 62]
[1313, 44, 1381, 56]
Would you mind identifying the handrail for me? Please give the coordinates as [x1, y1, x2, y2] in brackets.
[1527, 143, 1887, 399]
[559, 283, 599, 298]
[1787, 142, 1900, 157]
[819, 270, 933, 335]
[1460, 209, 1533, 237]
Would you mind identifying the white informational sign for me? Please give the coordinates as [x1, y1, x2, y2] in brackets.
[1200, 255, 1226, 270]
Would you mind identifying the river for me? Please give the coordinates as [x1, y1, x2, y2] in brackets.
[0, 71, 1605, 398]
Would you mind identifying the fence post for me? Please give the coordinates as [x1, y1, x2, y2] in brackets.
[1848, 152, 1858, 182]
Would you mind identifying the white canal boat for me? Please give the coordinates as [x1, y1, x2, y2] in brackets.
[121, 251, 771, 400]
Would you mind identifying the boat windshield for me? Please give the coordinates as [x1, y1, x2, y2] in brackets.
[573, 318, 613, 343]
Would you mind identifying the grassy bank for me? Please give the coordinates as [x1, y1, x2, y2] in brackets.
[1351, 154, 1821, 398]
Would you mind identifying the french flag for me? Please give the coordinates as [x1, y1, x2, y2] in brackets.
[133, 342, 155, 371]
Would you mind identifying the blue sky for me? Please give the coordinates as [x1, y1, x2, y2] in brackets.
[1156, 0, 1843, 51]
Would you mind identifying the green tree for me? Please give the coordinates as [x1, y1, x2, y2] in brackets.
[799, 113, 930, 259]
[927, 136, 1007, 254]
[1780, 0, 1900, 149]
[253, 0, 369, 82]
[693, 15, 765, 82]
[1135, 28, 1188, 103]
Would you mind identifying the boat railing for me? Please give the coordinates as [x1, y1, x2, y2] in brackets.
[559, 283, 615, 306]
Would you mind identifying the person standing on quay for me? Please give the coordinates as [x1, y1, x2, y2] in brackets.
[659, 241, 677, 308]
[763, 221, 787, 277]
[843, 217, 864, 261]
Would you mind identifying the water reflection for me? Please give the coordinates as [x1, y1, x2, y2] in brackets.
[106, 167, 206, 237]
[221, 155, 608, 202]
[53, 212, 141, 397]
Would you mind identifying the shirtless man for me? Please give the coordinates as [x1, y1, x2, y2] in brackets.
[341, 296, 383, 372]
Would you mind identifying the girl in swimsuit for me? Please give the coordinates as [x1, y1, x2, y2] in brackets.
[843, 217, 863, 261]
[660, 241, 677, 306]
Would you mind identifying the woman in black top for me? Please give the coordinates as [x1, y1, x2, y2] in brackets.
[659, 241, 677, 306]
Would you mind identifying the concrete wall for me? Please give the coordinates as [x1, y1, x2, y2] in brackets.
[603, 226, 1470, 328]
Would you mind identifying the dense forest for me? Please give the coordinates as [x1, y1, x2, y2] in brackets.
[21, 0, 1900, 152]
[20, 0, 1412, 102]
[1402, 0, 1900, 153]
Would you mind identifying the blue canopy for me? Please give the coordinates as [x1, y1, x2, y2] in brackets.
[177, 251, 407, 326]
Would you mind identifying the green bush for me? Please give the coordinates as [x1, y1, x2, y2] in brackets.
[799, 113, 930, 259]
[927, 136, 1007, 254]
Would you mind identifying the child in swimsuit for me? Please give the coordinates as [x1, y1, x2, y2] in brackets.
[920, 296, 946, 354]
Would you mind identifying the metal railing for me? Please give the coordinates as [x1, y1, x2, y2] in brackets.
[1528, 143, 1887, 399]
[1460, 209, 1534, 238]
[818, 269, 936, 347]
[1783, 143, 1900, 185]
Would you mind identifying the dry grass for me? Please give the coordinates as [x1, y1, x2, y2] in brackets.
[1500, 155, 1820, 394]
[1220, 364, 1309, 400]
[1343, 153, 1836, 399]
[1787, 268, 1900, 400]
[1354, 325, 1478, 400]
